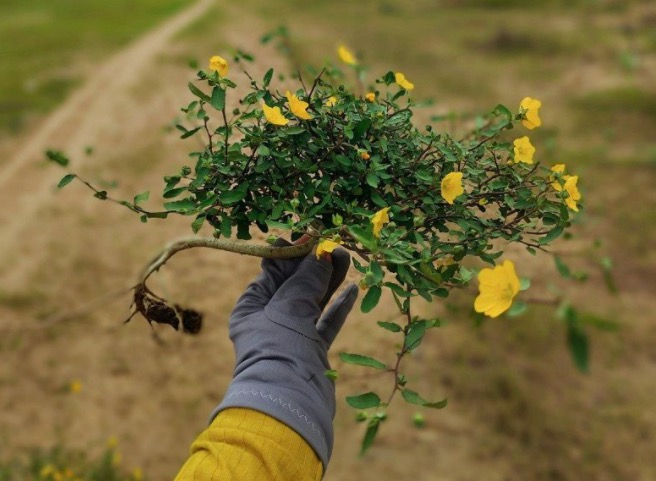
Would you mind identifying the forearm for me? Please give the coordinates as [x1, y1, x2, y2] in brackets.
[174, 408, 322, 481]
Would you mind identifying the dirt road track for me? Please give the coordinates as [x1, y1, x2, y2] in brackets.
[0, 0, 214, 286]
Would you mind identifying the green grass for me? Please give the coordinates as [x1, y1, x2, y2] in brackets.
[0, 0, 192, 133]
[0, 443, 146, 481]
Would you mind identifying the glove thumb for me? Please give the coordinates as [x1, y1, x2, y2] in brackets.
[316, 284, 358, 349]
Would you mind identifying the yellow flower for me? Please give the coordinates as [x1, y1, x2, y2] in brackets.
[132, 467, 144, 481]
[286, 91, 312, 120]
[372, 207, 391, 238]
[551, 163, 566, 175]
[365, 92, 376, 102]
[474, 260, 521, 318]
[549, 164, 581, 211]
[262, 103, 289, 126]
[112, 452, 122, 467]
[69, 380, 82, 394]
[326, 96, 337, 107]
[553, 175, 581, 212]
[440, 172, 464, 205]
[513, 136, 536, 164]
[316, 239, 342, 259]
[395, 72, 414, 91]
[209, 55, 228, 76]
[107, 436, 119, 449]
[360, 151, 370, 161]
[40, 464, 56, 478]
[338, 44, 357, 65]
[520, 96, 542, 130]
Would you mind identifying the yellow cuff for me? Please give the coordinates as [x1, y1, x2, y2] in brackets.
[174, 408, 323, 481]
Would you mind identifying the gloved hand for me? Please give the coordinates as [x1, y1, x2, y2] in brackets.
[210, 236, 358, 470]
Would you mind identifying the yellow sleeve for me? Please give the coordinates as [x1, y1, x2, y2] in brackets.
[174, 408, 323, 481]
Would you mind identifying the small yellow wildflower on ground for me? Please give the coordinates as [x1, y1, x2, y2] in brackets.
[208, 55, 228, 76]
[325, 96, 337, 107]
[286, 91, 312, 120]
[337, 44, 357, 65]
[520, 96, 542, 129]
[395, 72, 415, 91]
[316, 239, 342, 259]
[132, 467, 144, 481]
[474, 260, 520, 318]
[40, 464, 56, 478]
[372, 207, 391, 238]
[365, 92, 376, 102]
[69, 380, 82, 394]
[440, 172, 464, 204]
[107, 435, 118, 449]
[513, 136, 536, 164]
[262, 103, 289, 126]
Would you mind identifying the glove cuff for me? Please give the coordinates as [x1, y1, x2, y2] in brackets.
[210, 381, 333, 470]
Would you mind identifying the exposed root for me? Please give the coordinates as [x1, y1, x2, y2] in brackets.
[125, 236, 316, 335]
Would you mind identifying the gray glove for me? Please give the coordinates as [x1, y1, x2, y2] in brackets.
[210, 238, 358, 470]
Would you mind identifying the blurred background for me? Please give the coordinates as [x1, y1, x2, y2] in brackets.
[1, 0, 655, 480]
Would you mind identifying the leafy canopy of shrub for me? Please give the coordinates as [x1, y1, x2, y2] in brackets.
[48, 40, 587, 452]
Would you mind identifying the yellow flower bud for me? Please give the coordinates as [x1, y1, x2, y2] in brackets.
[365, 92, 376, 102]
[209, 55, 228, 77]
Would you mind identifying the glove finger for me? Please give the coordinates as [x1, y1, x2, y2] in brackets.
[265, 253, 333, 340]
[318, 247, 351, 311]
[233, 237, 305, 316]
[317, 284, 358, 349]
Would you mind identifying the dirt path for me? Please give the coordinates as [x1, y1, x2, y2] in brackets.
[0, 0, 214, 286]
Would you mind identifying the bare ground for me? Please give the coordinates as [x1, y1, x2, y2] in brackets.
[1, 1, 655, 480]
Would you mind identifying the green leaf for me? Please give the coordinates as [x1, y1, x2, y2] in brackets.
[507, 301, 528, 317]
[404, 321, 426, 351]
[346, 392, 381, 409]
[369, 261, 384, 284]
[377, 321, 402, 333]
[600, 256, 617, 294]
[57, 174, 76, 189]
[180, 126, 201, 139]
[339, 353, 387, 370]
[567, 322, 589, 373]
[353, 118, 371, 140]
[539, 225, 563, 245]
[191, 215, 205, 234]
[554, 256, 571, 278]
[401, 389, 448, 409]
[324, 369, 338, 381]
[285, 126, 306, 135]
[263, 68, 274, 87]
[349, 225, 377, 251]
[46, 150, 69, 167]
[361, 286, 382, 313]
[360, 419, 380, 456]
[164, 198, 196, 212]
[163, 187, 188, 199]
[519, 277, 531, 291]
[384, 282, 412, 298]
[366, 172, 380, 188]
[210, 86, 226, 110]
[133, 191, 150, 205]
[188, 82, 211, 102]
[219, 190, 247, 205]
